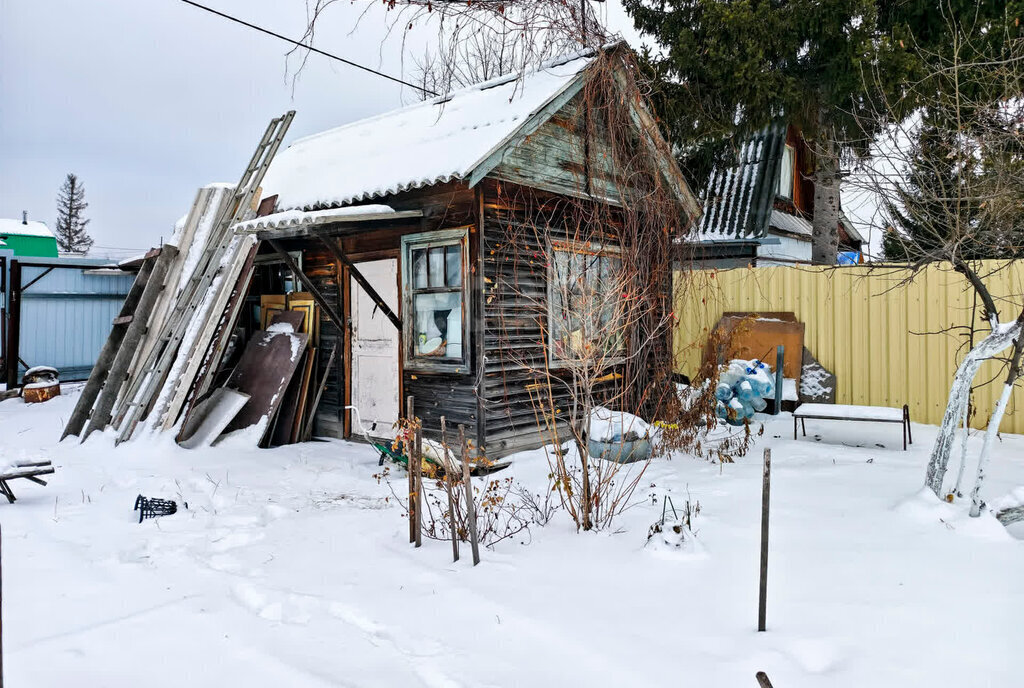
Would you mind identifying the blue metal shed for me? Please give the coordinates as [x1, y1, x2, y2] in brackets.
[2, 252, 135, 382]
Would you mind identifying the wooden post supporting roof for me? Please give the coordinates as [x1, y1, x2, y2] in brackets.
[266, 239, 347, 335]
[319, 237, 401, 330]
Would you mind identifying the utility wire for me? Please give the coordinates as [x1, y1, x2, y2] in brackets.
[178, 0, 438, 96]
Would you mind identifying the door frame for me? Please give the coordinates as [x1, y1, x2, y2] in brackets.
[343, 249, 402, 439]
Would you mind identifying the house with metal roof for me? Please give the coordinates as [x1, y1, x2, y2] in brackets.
[689, 123, 863, 266]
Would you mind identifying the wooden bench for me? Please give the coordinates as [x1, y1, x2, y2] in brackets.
[0, 460, 55, 503]
[794, 403, 912, 450]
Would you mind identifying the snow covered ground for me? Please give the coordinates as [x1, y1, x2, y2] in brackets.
[2, 386, 1022, 687]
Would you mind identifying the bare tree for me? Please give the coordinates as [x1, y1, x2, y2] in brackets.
[848, 18, 1024, 513]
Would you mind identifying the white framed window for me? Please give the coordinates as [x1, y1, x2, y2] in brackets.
[401, 228, 470, 372]
[778, 144, 796, 199]
[547, 241, 625, 366]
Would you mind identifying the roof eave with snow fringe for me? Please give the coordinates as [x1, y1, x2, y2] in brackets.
[259, 49, 602, 212]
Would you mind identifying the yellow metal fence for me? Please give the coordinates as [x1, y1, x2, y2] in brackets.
[673, 262, 1024, 432]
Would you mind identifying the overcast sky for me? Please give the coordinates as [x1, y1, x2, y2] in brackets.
[0, 1, 645, 255]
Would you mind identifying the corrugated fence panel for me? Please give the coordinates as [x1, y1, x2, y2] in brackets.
[18, 266, 133, 381]
[674, 262, 1024, 433]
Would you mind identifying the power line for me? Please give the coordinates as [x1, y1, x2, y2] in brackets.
[178, 0, 438, 96]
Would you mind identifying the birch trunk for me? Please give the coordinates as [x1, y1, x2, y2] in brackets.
[951, 400, 971, 497]
[969, 330, 1024, 517]
[969, 382, 1012, 517]
[925, 321, 1021, 496]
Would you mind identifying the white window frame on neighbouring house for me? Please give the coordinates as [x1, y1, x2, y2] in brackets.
[400, 227, 471, 373]
[547, 240, 626, 368]
[778, 144, 796, 200]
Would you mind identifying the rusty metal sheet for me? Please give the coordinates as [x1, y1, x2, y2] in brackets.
[223, 329, 309, 439]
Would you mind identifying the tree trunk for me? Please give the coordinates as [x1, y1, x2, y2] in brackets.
[811, 125, 841, 265]
[925, 321, 1021, 496]
[951, 400, 971, 497]
[969, 330, 1024, 517]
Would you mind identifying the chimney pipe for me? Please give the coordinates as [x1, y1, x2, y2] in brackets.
[22, 210, 28, 224]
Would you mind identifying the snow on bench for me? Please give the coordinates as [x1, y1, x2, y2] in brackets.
[793, 403, 912, 450]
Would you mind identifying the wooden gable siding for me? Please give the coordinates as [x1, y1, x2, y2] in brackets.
[490, 92, 624, 206]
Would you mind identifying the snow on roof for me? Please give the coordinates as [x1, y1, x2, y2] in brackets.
[261, 53, 595, 211]
[232, 204, 401, 233]
[768, 209, 813, 237]
[0, 218, 54, 238]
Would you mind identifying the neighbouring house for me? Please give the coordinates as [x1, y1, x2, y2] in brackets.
[688, 123, 864, 266]
[0, 213, 59, 258]
[72, 47, 701, 459]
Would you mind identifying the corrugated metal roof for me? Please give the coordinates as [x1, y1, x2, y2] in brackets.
[695, 123, 787, 240]
[262, 52, 595, 211]
[768, 209, 812, 237]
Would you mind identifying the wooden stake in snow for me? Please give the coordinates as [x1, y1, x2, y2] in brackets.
[758, 448, 771, 632]
[459, 424, 480, 565]
[440, 417, 459, 563]
[413, 416, 423, 549]
[406, 396, 417, 545]
[756, 671, 774, 688]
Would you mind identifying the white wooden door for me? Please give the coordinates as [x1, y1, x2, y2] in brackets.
[350, 259, 400, 440]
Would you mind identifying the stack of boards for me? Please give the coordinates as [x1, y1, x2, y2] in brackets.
[63, 112, 297, 448]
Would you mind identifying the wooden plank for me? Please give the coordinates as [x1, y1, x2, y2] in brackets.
[160, 235, 258, 431]
[179, 242, 260, 418]
[81, 245, 179, 442]
[270, 348, 312, 447]
[302, 342, 338, 441]
[267, 240, 347, 335]
[62, 254, 157, 439]
[291, 348, 317, 443]
[460, 424, 480, 565]
[440, 416, 459, 563]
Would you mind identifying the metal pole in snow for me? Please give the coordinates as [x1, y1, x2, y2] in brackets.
[1, 522, 5, 688]
[773, 345, 784, 414]
[758, 448, 771, 632]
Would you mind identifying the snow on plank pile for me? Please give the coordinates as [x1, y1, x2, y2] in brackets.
[63, 112, 295, 447]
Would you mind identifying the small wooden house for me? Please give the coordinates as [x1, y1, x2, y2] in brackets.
[229, 47, 700, 461]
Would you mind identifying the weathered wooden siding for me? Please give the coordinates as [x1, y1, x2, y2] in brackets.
[478, 180, 626, 459]
[491, 92, 623, 204]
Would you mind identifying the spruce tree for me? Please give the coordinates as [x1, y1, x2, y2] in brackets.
[623, 0, 913, 263]
[55, 173, 93, 253]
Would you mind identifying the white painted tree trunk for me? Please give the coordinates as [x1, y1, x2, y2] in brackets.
[924, 320, 1021, 496]
[951, 400, 971, 497]
[969, 381, 1014, 517]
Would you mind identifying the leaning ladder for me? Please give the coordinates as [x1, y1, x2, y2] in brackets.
[112, 111, 295, 445]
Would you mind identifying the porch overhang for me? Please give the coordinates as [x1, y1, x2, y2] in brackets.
[233, 206, 424, 241]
